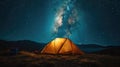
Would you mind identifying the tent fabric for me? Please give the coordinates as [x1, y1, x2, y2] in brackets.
[41, 38, 84, 54]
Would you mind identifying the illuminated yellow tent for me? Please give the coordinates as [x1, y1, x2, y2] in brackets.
[41, 38, 84, 55]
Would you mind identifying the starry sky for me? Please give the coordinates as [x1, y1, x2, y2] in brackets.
[0, 0, 120, 46]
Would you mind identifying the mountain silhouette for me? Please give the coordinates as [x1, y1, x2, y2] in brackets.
[0, 40, 120, 56]
[0, 40, 45, 51]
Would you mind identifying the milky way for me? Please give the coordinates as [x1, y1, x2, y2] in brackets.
[52, 0, 80, 39]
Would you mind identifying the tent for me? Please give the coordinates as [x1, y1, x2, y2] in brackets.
[41, 38, 84, 55]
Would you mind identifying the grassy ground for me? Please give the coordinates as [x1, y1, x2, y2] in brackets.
[0, 51, 120, 67]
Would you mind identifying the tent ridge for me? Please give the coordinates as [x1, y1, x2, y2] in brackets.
[57, 38, 67, 54]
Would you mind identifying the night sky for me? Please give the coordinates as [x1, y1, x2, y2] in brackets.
[0, 0, 120, 46]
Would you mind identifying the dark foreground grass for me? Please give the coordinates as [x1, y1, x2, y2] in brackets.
[0, 51, 120, 67]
